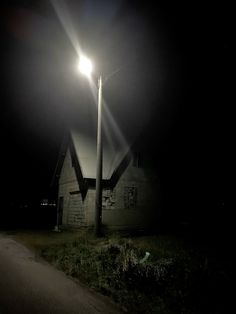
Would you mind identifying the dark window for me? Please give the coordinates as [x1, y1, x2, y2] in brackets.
[133, 152, 142, 168]
[102, 189, 116, 210]
[124, 186, 137, 209]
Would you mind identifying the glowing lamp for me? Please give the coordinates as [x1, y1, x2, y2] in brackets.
[78, 56, 92, 77]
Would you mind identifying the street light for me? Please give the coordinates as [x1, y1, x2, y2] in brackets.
[78, 56, 92, 77]
[78, 56, 103, 236]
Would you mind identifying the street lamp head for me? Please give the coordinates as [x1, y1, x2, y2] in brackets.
[78, 55, 92, 77]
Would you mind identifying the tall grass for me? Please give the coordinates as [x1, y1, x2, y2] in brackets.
[39, 233, 203, 313]
[10, 229, 232, 314]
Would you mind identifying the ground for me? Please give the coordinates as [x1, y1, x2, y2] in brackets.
[1, 229, 233, 314]
[0, 234, 122, 314]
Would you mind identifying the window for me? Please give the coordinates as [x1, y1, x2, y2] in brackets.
[124, 186, 137, 209]
[102, 189, 116, 210]
[133, 152, 142, 168]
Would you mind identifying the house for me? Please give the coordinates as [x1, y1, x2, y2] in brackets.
[51, 127, 161, 231]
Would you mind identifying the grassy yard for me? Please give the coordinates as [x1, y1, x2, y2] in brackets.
[7, 228, 232, 314]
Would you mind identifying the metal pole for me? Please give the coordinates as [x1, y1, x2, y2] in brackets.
[95, 75, 103, 236]
[54, 197, 60, 232]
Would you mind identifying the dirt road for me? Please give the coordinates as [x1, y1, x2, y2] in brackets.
[0, 235, 122, 314]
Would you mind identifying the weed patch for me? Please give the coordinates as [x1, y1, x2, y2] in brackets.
[10, 230, 232, 313]
[39, 234, 206, 313]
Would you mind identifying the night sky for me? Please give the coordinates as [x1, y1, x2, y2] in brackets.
[0, 1, 232, 230]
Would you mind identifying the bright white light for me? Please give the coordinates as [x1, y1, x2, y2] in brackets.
[78, 56, 92, 77]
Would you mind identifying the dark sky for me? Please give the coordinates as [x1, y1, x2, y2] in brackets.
[0, 1, 232, 220]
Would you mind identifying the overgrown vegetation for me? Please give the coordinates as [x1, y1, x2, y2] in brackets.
[9, 229, 232, 313]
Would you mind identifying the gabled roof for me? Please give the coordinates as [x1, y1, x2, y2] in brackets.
[50, 123, 159, 194]
[50, 124, 134, 191]
[71, 128, 130, 180]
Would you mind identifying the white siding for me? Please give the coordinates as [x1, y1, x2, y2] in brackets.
[58, 149, 87, 227]
[58, 150, 161, 230]
[101, 161, 161, 229]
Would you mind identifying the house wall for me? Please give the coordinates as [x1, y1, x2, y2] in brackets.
[58, 149, 87, 227]
[59, 149, 161, 230]
[87, 161, 161, 230]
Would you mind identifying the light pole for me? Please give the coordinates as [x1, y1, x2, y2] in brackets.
[78, 56, 102, 236]
[95, 75, 103, 236]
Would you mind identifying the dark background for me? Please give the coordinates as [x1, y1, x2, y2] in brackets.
[0, 1, 232, 232]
